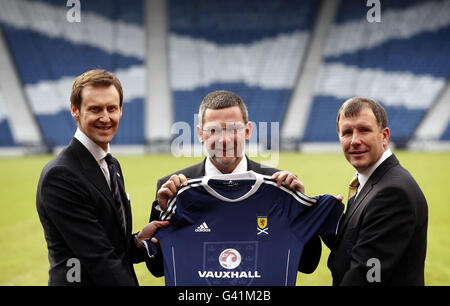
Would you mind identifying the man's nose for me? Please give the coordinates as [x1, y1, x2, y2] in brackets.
[98, 109, 110, 122]
[351, 131, 362, 145]
[219, 129, 234, 143]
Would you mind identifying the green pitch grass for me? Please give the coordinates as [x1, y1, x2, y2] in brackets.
[0, 151, 448, 285]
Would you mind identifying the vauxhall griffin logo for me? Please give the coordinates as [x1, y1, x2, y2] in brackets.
[199, 242, 261, 285]
[219, 249, 242, 269]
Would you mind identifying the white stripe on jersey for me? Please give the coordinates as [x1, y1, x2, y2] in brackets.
[161, 171, 317, 221]
[172, 246, 177, 286]
[161, 181, 202, 221]
[285, 249, 291, 286]
[261, 176, 316, 207]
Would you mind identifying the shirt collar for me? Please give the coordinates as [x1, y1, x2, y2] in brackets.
[205, 155, 248, 176]
[74, 128, 110, 164]
[357, 148, 392, 191]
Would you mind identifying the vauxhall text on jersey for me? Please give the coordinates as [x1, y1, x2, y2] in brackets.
[144, 171, 344, 286]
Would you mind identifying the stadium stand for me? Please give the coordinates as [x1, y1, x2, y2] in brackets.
[441, 123, 450, 141]
[0, 0, 448, 152]
[0, 0, 146, 147]
[168, 0, 320, 146]
[304, 0, 450, 147]
[0, 91, 14, 146]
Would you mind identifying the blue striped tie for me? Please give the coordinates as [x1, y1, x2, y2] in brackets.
[104, 153, 126, 233]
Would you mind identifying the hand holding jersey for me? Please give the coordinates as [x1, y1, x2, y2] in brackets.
[156, 174, 188, 211]
[135, 220, 170, 248]
[271, 170, 305, 193]
[157, 171, 305, 212]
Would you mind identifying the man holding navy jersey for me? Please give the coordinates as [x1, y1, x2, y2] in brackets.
[146, 90, 323, 278]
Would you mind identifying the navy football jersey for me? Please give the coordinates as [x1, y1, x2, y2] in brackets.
[145, 171, 344, 286]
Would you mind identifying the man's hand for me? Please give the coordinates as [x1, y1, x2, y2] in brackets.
[135, 220, 169, 249]
[156, 174, 188, 211]
[271, 171, 305, 194]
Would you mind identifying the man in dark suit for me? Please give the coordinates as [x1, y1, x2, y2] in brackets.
[327, 97, 428, 285]
[146, 90, 321, 277]
[36, 69, 167, 285]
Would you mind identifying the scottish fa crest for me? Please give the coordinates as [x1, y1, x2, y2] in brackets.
[257, 216, 269, 235]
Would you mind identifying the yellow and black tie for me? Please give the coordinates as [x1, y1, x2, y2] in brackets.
[348, 175, 360, 200]
[346, 175, 360, 213]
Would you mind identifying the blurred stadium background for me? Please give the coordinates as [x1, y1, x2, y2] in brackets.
[0, 0, 449, 285]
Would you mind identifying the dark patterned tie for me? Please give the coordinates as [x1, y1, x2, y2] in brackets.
[104, 153, 126, 233]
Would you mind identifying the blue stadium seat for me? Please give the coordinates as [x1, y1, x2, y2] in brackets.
[0, 119, 15, 147]
[305, 0, 450, 145]
[169, 0, 319, 144]
[1, 0, 448, 148]
[0, 0, 145, 147]
[440, 122, 450, 141]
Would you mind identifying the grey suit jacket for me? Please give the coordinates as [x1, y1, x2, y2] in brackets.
[327, 154, 428, 285]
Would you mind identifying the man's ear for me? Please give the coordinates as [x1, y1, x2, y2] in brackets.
[382, 127, 390, 149]
[245, 122, 253, 142]
[196, 125, 204, 144]
[70, 103, 79, 121]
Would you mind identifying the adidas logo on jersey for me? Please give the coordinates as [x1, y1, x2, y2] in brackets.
[195, 222, 211, 232]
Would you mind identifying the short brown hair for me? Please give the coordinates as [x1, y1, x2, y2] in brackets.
[336, 96, 388, 133]
[70, 69, 123, 110]
[198, 90, 248, 127]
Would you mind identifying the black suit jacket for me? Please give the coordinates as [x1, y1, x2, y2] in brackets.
[36, 138, 150, 285]
[327, 154, 428, 285]
[146, 157, 322, 277]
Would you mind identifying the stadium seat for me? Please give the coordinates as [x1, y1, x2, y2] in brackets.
[0, 0, 145, 147]
[305, 0, 450, 145]
[169, 0, 319, 144]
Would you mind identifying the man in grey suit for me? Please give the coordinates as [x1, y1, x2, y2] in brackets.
[327, 97, 428, 285]
[146, 90, 322, 277]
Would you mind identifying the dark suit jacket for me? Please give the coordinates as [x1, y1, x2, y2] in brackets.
[36, 138, 150, 286]
[146, 157, 322, 277]
[327, 154, 428, 285]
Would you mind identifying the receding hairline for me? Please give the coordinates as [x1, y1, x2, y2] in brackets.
[336, 97, 388, 132]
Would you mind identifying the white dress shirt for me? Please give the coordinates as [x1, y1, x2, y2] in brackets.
[205, 155, 248, 176]
[74, 128, 112, 189]
[355, 148, 393, 198]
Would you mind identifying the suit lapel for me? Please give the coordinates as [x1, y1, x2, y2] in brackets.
[114, 158, 132, 237]
[336, 154, 399, 240]
[340, 180, 373, 230]
[70, 138, 128, 238]
[70, 138, 114, 202]
[195, 159, 207, 177]
[247, 158, 261, 172]
[246, 156, 278, 174]
[184, 158, 206, 178]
